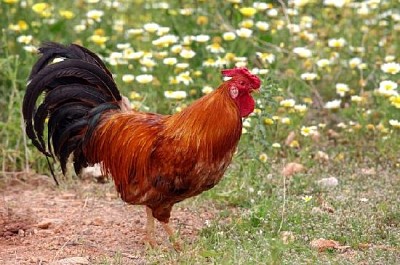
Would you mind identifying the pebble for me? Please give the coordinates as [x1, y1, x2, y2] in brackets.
[317, 177, 339, 189]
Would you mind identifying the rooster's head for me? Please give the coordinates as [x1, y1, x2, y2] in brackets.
[221, 67, 261, 117]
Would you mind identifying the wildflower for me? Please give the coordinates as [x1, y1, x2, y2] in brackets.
[294, 104, 307, 113]
[176, 63, 189, 69]
[384, 55, 396, 62]
[390, 95, 400, 108]
[301, 126, 318, 136]
[194, 34, 210, 43]
[32, 2, 51, 17]
[176, 71, 193, 86]
[179, 49, 196, 59]
[164, 90, 187, 100]
[87, 9, 104, 22]
[74, 24, 86, 33]
[289, 140, 300, 148]
[324, 0, 349, 8]
[17, 35, 33, 45]
[253, 2, 272, 11]
[328, 38, 346, 48]
[264, 118, 274, 125]
[324, 99, 341, 109]
[222, 32, 236, 41]
[381, 62, 400, 75]
[136, 74, 154, 84]
[236, 28, 253, 38]
[143, 23, 160, 33]
[122, 74, 135, 83]
[157, 27, 170, 36]
[163, 57, 177, 65]
[259, 153, 268, 163]
[267, 8, 278, 17]
[349, 57, 362, 69]
[316, 59, 331, 68]
[240, 19, 254, 28]
[152, 35, 178, 47]
[272, 143, 281, 148]
[196, 16, 208, 26]
[376, 80, 398, 96]
[8, 20, 28, 31]
[280, 99, 296, 108]
[243, 119, 251, 127]
[89, 35, 109, 45]
[129, 91, 141, 100]
[170, 45, 182, 54]
[239, 7, 257, 17]
[301, 72, 318, 81]
[389, 119, 400, 128]
[351, 95, 364, 103]
[281, 117, 291, 125]
[256, 21, 270, 31]
[202, 86, 213, 94]
[336, 83, 350, 97]
[23, 45, 38, 53]
[302, 195, 312, 203]
[126, 28, 144, 36]
[256, 52, 275, 64]
[139, 57, 156, 68]
[3, 0, 18, 3]
[293, 47, 312, 58]
[292, 0, 315, 8]
[206, 43, 225, 54]
[59, 10, 74, 19]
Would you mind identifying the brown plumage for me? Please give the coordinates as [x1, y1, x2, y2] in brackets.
[23, 42, 261, 248]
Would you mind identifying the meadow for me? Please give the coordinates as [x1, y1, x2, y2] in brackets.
[0, 0, 399, 264]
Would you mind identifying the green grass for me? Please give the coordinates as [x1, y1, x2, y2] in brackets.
[1, 0, 400, 263]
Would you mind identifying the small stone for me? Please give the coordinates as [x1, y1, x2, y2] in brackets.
[18, 229, 25, 237]
[52, 256, 89, 265]
[317, 177, 339, 189]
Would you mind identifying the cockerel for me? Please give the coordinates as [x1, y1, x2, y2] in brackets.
[23, 43, 261, 249]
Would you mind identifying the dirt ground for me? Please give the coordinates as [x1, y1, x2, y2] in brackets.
[0, 173, 215, 264]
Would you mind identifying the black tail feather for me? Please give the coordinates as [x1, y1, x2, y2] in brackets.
[23, 43, 123, 180]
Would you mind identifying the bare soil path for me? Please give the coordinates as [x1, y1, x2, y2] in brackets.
[0, 174, 214, 264]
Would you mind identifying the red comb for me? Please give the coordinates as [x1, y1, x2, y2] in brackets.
[221, 67, 261, 89]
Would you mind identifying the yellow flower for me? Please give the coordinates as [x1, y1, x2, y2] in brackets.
[289, 140, 300, 148]
[59, 10, 74, 20]
[3, 0, 18, 4]
[302, 195, 312, 203]
[89, 35, 109, 45]
[240, 19, 254, 28]
[239, 7, 257, 17]
[9, 20, 28, 31]
[196, 16, 208, 25]
[390, 95, 400, 108]
[129, 91, 141, 100]
[264, 118, 274, 125]
[32, 3, 51, 17]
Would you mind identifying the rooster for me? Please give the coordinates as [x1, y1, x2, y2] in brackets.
[23, 43, 261, 249]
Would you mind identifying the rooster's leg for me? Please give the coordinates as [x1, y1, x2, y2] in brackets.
[161, 221, 182, 251]
[144, 206, 156, 247]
